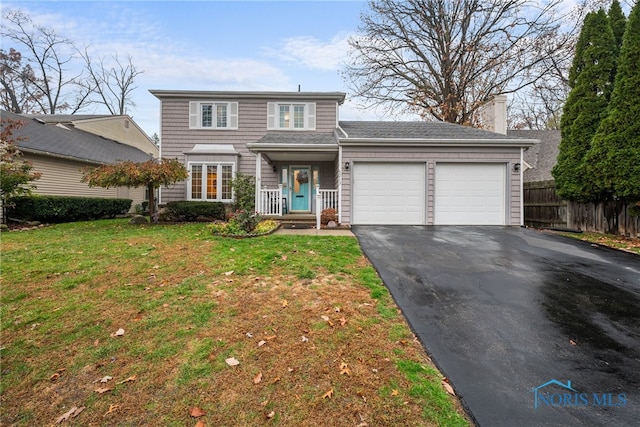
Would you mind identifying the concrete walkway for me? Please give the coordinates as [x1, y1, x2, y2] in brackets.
[274, 227, 354, 236]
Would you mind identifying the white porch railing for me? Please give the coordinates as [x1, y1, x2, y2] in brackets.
[258, 185, 283, 216]
[318, 188, 339, 211]
[257, 185, 339, 217]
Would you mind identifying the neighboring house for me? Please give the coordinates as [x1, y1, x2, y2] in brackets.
[509, 129, 561, 184]
[151, 90, 538, 226]
[2, 110, 157, 210]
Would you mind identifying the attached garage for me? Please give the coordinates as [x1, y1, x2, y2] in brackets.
[434, 163, 507, 225]
[352, 162, 426, 225]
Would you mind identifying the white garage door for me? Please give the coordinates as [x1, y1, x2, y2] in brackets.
[435, 163, 506, 225]
[352, 162, 426, 225]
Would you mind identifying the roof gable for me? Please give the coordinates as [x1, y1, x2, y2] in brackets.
[2, 110, 153, 165]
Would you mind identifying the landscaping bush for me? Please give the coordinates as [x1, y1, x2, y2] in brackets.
[320, 208, 338, 225]
[165, 201, 225, 221]
[231, 173, 256, 212]
[8, 196, 131, 223]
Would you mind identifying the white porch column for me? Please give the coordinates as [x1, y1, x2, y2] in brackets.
[255, 152, 262, 213]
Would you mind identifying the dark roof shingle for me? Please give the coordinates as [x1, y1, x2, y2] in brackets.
[339, 121, 517, 140]
[2, 110, 152, 164]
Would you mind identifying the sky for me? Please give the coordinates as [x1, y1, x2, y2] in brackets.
[2, 0, 397, 137]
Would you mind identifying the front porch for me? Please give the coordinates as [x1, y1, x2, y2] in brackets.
[258, 185, 338, 217]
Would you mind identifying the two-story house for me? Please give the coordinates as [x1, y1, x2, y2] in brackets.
[151, 90, 537, 226]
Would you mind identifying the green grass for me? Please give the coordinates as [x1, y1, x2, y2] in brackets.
[1, 219, 469, 426]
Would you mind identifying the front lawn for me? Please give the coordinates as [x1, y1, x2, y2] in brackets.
[1, 219, 469, 426]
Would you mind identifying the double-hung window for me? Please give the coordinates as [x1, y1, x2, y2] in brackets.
[268, 102, 316, 130]
[189, 101, 238, 129]
[189, 163, 234, 202]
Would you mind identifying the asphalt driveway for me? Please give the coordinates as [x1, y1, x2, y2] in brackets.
[353, 226, 640, 427]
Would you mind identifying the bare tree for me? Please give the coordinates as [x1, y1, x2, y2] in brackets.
[79, 48, 144, 115]
[0, 9, 91, 114]
[0, 48, 40, 113]
[344, 0, 574, 125]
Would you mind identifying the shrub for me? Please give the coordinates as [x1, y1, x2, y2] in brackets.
[165, 201, 225, 221]
[229, 210, 262, 233]
[208, 218, 278, 237]
[231, 173, 255, 212]
[320, 208, 338, 225]
[8, 196, 131, 223]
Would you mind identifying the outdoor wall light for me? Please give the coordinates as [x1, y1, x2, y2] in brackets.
[513, 163, 521, 172]
[344, 161, 350, 171]
[272, 165, 277, 172]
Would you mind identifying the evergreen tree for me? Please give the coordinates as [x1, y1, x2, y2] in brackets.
[608, 0, 627, 54]
[585, 2, 640, 202]
[552, 10, 617, 201]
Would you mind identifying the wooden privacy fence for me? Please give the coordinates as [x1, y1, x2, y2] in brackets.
[524, 181, 639, 237]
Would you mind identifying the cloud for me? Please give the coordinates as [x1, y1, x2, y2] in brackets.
[265, 32, 353, 71]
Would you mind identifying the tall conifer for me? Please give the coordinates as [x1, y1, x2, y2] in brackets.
[585, 2, 640, 202]
[552, 10, 617, 201]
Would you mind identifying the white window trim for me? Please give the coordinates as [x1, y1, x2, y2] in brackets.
[189, 101, 238, 130]
[267, 102, 316, 130]
[187, 162, 236, 202]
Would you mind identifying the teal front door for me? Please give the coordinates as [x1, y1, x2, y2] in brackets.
[291, 167, 310, 211]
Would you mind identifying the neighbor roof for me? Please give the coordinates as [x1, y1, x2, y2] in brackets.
[27, 114, 112, 123]
[509, 129, 560, 182]
[338, 121, 537, 147]
[3, 110, 153, 164]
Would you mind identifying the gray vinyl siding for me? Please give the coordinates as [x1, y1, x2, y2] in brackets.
[25, 153, 145, 211]
[341, 146, 522, 225]
[158, 98, 339, 203]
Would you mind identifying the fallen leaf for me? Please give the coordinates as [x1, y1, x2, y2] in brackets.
[281, 255, 287, 261]
[261, 399, 269, 407]
[270, 376, 281, 384]
[391, 389, 399, 396]
[92, 375, 113, 384]
[93, 339, 100, 346]
[258, 340, 266, 347]
[321, 388, 334, 399]
[246, 332, 253, 338]
[225, 357, 240, 366]
[223, 271, 234, 276]
[301, 336, 309, 343]
[71, 407, 85, 418]
[339, 317, 347, 326]
[195, 421, 206, 427]
[570, 339, 577, 346]
[281, 300, 288, 308]
[230, 247, 236, 252]
[190, 406, 206, 417]
[117, 375, 137, 384]
[254, 372, 263, 384]
[94, 386, 112, 394]
[103, 404, 119, 417]
[110, 328, 125, 337]
[50, 372, 61, 381]
[55, 406, 77, 424]
[334, 306, 341, 312]
[321, 315, 330, 321]
[339, 362, 351, 376]
[265, 335, 277, 340]
[266, 411, 275, 419]
[442, 380, 455, 395]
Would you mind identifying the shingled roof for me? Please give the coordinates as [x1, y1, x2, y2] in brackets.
[338, 121, 535, 145]
[509, 129, 561, 182]
[2, 110, 152, 164]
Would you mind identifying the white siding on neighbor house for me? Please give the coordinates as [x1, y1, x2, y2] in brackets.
[341, 146, 522, 225]
[25, 153, 146, 211]
[158, 98, 339, 204]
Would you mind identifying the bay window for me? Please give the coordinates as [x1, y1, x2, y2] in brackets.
[189, 163, 234, 201]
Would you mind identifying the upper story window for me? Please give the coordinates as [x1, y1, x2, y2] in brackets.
[268, 102, 316, 130]
[189, 101, 238, 129]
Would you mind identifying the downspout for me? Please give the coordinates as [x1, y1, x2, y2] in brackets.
[520, 147, 524, 226]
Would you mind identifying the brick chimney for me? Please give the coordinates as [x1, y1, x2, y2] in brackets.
[478, 95, 507, 135]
